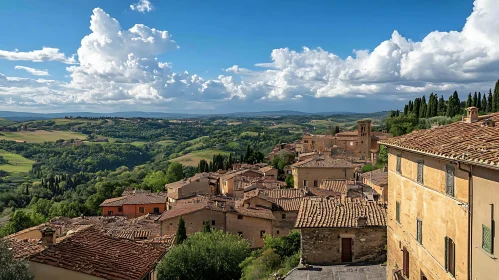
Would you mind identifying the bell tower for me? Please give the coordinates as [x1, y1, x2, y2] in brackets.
[357, 120, 372, 159]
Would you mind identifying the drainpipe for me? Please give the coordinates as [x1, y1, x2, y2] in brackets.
[456, 161, 473, 280]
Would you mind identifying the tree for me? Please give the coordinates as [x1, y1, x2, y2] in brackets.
[202, 221, 212, 233]
[477, 92, 482, 110]
[488, 89, 493, 113]
[166, 162, 184, 183]
[472, 92, 478, 107]
[494, 80, 499, 112]
[377, 145, 388, 166]
[481, 94, 487, 113]
[438, 95, 446, 115]
[285, 175, 294, 189]
[175, 217, 187, 245]
[0, 240, 33, 280]
[157, 230, 251, 280]
[143, 171, 169, 192]
[466, 93, 472, 107]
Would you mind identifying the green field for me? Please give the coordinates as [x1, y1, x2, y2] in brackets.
[0, 149, 35, 173]
[0, 130, 87, 143]
[269, 123, 303, 129]
[240, 131, 259, 137]
[157, 140, 176, 146]
[170, 149, 229, 167]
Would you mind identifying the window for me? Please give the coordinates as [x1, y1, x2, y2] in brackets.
[482, 224, 493, 254]
[421, 271, 428, 280]
[139, 207, 145, 214]
[281, 213, 286, 219]
[416, 219, 423, 244]
[417, 160, 424, 184]
[445, 237, 456, 276]
[277, 230, 280, 235]
[396, 201, 401, 224]
[313, 180, 318, 187]
[403, 247, 410, 278]
[153, 207, 160, 214]
[107, 211, 113, 215]
[446, 165, 455, 196]
[237, 215, 243, 220]
[238, 231, 243, 236]
[260, 230, 265, 238]
[304, 140, 308, 144]
[396, 155, 401, 173]
[118, 207, 123, 212]
[211, 220, 216, 226]
[350, 141, 354, 146]
[303, 180, 307, 188]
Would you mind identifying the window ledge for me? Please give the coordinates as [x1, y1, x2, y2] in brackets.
[477, 247, 497, 259]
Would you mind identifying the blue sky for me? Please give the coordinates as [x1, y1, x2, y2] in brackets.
[0, 0, 496, 113]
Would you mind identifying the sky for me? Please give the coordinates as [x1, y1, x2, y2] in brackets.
[0, 0, 497, 113]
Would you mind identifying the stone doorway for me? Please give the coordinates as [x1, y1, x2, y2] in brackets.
[341, 238, 352, 262]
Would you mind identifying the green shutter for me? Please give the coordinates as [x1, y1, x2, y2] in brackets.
[446, 165, 455, 196]
[483, 224, 493, 254]
[451, 240, 456, 276]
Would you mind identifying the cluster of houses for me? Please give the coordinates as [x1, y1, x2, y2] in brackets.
[6, 112, 498, 280]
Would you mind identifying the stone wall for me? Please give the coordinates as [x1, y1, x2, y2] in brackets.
[301, 227, 386, 265]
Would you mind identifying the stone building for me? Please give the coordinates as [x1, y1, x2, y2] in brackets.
[295, 198, 387, 265]
[165, 173, 215, 202]
[380, 107, 499, 280]
[291, 156, 359, 188]
[99, 192, 168, 218]
[219, 169, 264, 196]
[298, 120, 392, 160]
[360, 167, 388, 203]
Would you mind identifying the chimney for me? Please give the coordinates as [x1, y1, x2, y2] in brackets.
[41, 227, 56, 246]
[357, 216, 368, 227]
[465, 107, 479, 123]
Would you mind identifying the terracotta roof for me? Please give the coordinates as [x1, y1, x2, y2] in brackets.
[295, 198, 387, 228]
[158, 200, 228, 221]
[99, 192, 167, 207]
[30, 227, 166, 280]
[122, 188, 151, 196]
[292, 157, 358, 168]
[320, 179, 347, 194]
[360, 169, 388, 187]
[232, 207, 276, 220]
[138, 234, 176, 249]
[273, 198, 306, 211]
[221, 169, 264, 180]
[165, 173, 211, 190]
[259, 166, 276, 173]
[379, 113, 499, 169]
[307, 187, 343, 198]
[6, 238, 45, 260]
[262, 189, 307, 199]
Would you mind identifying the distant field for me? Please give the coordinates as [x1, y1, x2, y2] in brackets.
[0, 118, 16, 126]
[269, 123, 303, 129]
[240, 131, 259, 137]
[0, 130, 87, 143]
[170, 149, 229, 167]
[0, 149, 35, 173]
[157, 140, 176, 146]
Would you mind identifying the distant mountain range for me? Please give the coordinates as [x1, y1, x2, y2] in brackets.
[0, 110, 389, 121]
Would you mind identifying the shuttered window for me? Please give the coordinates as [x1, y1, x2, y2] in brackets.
[417, 219, 423, 244]
[403, 247, 410, 278]
[445, 165, 455, 196]
[417, 160, 424, 184]
[445, 237, 456, 276]
[482, 224, 493, 254]
[396, 201, 401, 224]
[396, 155, 401, 173]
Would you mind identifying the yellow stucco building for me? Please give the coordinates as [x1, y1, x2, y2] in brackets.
[380, 107, 499, 280]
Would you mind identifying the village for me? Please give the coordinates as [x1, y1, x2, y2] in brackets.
[3, 107, 499, 280]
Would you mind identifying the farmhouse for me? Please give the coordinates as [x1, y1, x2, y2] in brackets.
[99, 191, 167, 218]
[291, 156, 359, 188]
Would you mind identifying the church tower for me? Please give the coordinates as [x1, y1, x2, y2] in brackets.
[357, 120, 372, 159]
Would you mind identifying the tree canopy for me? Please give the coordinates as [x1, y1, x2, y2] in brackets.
[0, 240, 33, 280]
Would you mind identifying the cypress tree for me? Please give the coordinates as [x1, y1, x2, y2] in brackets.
[472, 92, 478, 107]
[408, 100, 413, 113]
[438, 95, 446, 115]
[175, 217, 187, 245]
[477, 92, 482, 110]
[494, 80, 499, 112]
[202, 221, 212, 233]
[481, 95, 487, 113]
[488, 89, 493, 113]
[466, 93, 472, 107]
[403, 105, 408, 115]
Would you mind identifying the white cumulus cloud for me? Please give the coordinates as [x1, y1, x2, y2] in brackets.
[0, 0, 499, 112]
[130, 0, 153, 13]
[14, 66, 49, 76]
[0, 47, 76, 64]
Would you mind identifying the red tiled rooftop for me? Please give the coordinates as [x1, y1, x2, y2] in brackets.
[99, 192, 167, 207]
[360, 168, 388, 187]
[320, 179, 348, 194]
[6, 238, 45, 260]
[379, 113, 499, 169]
[295, 198, 387, 228]
[30, 227, 166, 280]
[292, 157, 358, 168]
[262, 189, 307, 199]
